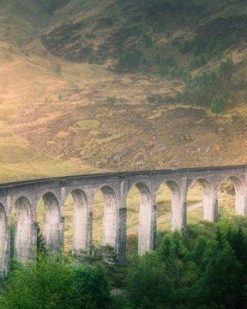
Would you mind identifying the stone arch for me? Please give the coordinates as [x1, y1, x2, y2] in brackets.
[39, 192, 61, 251]
[0, 204, 7, 274]
[89, 184, 117, 249]
[158, 180, 187, 231]
[94, 185, 117, 248]
[127, 182, 153, 255]
[188, 178, 217, 223]
[166, 180, 181, 220]
[155, 180, 181, 233]
[218, 176, 246, 216]
[64, 189, 89, 253]
[14, 196, 32, 260]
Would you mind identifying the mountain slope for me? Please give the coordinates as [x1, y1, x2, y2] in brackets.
[0, 0, 247, 182]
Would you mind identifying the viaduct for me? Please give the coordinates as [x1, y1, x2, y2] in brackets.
[0, 164, 247, 275]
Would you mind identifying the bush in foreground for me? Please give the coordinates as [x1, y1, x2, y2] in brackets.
[2, 220, 247, 308]
[126, 225, 247, 308]
[0, 254, 111, 309]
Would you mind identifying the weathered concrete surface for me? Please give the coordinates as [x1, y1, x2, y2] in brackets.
[0, 164, 247, 274]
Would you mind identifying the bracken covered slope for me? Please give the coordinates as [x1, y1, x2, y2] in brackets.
[0, 0, 247, 181]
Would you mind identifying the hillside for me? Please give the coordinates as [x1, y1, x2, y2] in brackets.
[0, 0, 247, 182]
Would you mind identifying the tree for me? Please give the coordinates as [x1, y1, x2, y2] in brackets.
[0, 254, 111, 309]
[126, 254, 172, 309]
[196, 242, 243, 308]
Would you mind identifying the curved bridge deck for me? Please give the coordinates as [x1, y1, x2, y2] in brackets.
[0, 164, 247, 275]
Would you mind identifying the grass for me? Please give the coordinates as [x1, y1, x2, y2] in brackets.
[0, 0, 48, 44]
[0, 38, 107, 183]
[76, 120, 101, 130]
[0, 23, 246, 175]
[0, 136, 97, 183]
[0, 0, 247, 256]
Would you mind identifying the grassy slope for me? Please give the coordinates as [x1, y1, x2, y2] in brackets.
[0, 0, 246, 180]
[0, 0, 48, 44]
[0, 0, 246, 248]
[0, 2, 103, 182]
[19, 0, 246, 172]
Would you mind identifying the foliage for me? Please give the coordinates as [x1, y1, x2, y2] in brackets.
[39, 0, 69, 13]
[126, 225, 247, 308]
[183, 60, 235, 112]
[210, 95, 226, 114]
[85, 32, 97, 40]
[0, 254, 111, 309]
[37, 224, 47, 254]
[97, 8, 120, 28]
[189, 54, 209, 69]
[127, 253, 172, 308]
[115, 47, 145, 72]
[136, 0, 208, 17]
[3, 221, 247, 308]
[9, 218, 16, 260]
[106, 95, 118, 105]
[181, 15, 247, 60]
[155, 55, 188, 79]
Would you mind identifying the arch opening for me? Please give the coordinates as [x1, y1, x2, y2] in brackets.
[156, 180, 182, 234]
[91, 186, 117, 249]
[155, 182, 177, 239]
[37, 192, 60, 252]
[126, 183, 152, 255]
[187, 179, 216, 224]
[64, 189, 89, 253]
[12, 197, 32, 260]
[218, 176, 245, 218]
[0, 204, 7, 274]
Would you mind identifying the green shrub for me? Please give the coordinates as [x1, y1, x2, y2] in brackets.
[180, 15, 247, 59]
[9, 218, 16, 260]
[126, 225, 247, 308]
[182, 60, 234, 109]
[40, 0, 69, 13]
[37, 224, 47, 254]
[106, 95, 118, 105]
[189, 54, 208, 69]
[138, 0, 205, 17]
[98, 16, 115, 27]
[127, 254, 172, 309]
[97, 8, 120, 28]
[156, 56, 177, 75]
[0, 254, 111, 309]
[218, 59, 234, 78]
[211, 94, 226, 114]
[85, 32, 97, 40]
[115, 48, 145, 72]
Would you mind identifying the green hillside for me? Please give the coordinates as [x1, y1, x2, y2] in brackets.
[0, 0, 246, 180]
[41, 0, 247, 113]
